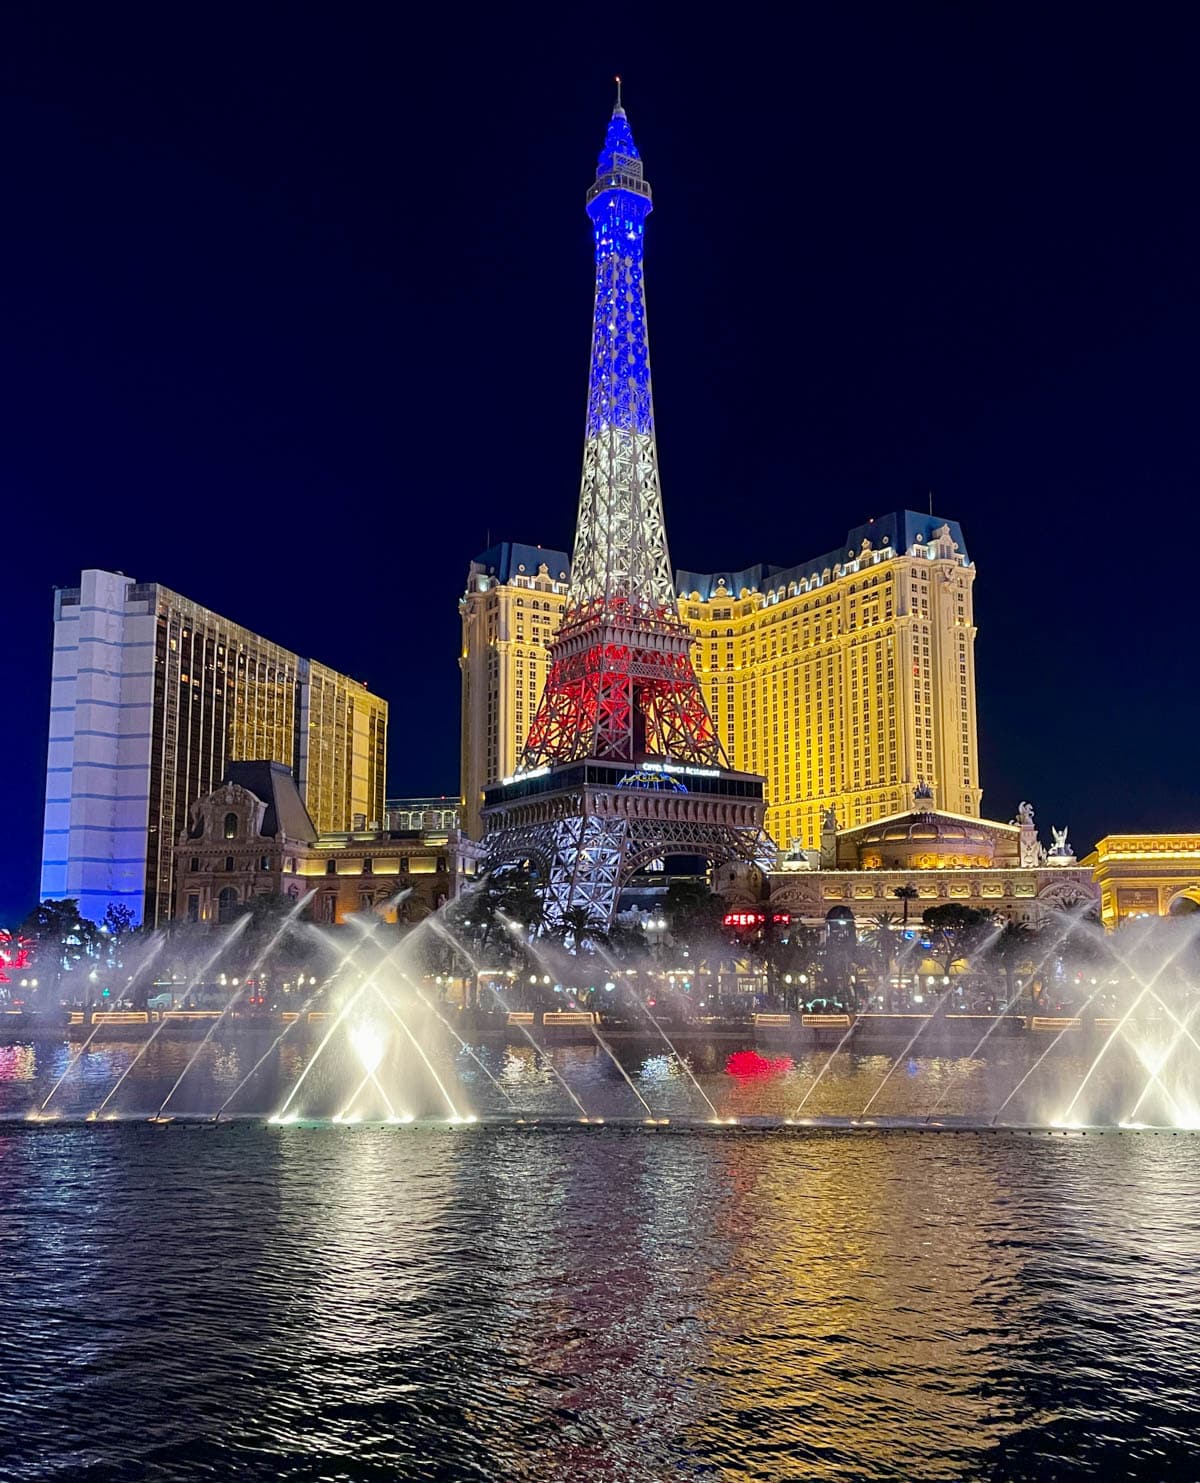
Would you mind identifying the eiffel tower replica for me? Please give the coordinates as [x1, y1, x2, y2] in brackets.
[482, 85, 774, 926]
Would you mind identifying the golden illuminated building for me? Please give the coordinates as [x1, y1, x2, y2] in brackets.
[173, 762, 473, 927]
[1083, 834, 1200, 926]
[460, 513, 981, 845]
[756, 792, 1097, 929]
[43, 570, 388, 926]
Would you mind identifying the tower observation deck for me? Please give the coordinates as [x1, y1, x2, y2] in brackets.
[482, 88, 774, 926]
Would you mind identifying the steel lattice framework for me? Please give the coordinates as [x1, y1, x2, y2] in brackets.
[521, 93, 721, 770]
[483, 89, 775, 925]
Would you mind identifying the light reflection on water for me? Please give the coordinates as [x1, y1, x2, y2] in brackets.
[2, 1122, 1200, 1479]
[0, 1029, 1178, 1125]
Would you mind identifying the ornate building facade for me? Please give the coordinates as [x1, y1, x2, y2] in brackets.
[42, 570, 387, 927]
[760, 793, 1097, 930]
[460, 512, 980, 846]
[174, 762, 468, 928]
[1083, 834, 1200, 926]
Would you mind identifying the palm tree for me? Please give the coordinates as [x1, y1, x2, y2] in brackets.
[556, 906, 602, 955]
[992, 920, 1037, 1007]
[893, 883, 919, 929]
[863, 911, 901, 997]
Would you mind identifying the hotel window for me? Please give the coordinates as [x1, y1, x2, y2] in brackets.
[325, 860, 337, 875]
[223, 812, 238, 839]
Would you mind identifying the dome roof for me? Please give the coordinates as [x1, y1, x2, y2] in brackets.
[856, 812, 996, 869]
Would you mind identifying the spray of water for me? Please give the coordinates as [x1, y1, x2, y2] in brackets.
[588, 933, 719, 1118]
[156, 891, 317, 1115]
[500, 914, 656, 1118]
[37, 934, 167, 1116]
[1059, 919, 1200, 1124]
[924, 906, 1091, 1122]
[92, 916, 250, 1118]
[422, 911, 591, 1118]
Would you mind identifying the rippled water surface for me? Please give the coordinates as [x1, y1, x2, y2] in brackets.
[3, 1036, 1200, 1479]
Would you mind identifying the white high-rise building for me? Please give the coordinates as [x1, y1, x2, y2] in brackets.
[41, 570, 388, 927]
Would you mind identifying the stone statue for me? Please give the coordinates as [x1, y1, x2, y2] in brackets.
[1047, 826, 1075, 864]
[1015, 801, 1035, 827]
[821, 805, 838, 833]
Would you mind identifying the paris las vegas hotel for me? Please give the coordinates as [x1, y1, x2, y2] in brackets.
[460, 509, 980, 851]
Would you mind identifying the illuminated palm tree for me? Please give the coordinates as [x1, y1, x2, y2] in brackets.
[893, 883, 919, 929]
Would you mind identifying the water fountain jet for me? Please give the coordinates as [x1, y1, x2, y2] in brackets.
[93, 916, 250, 1117]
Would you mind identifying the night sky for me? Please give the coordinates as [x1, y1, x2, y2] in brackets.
[2, 7, 1198, 920]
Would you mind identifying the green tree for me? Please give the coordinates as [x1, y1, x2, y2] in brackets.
[921, 904, 993, 982]
[21, 899, 99, 998]
[863, 911, 902, 991]
[446, 869, 545, 969]
[229, 892, 312, 978]
[552, 905, 604, 955]
[664, 881, 726, 950]
[893, 883, 919, 928]
[103, 903, 138, 938]
[991, 920, 1038, 1005]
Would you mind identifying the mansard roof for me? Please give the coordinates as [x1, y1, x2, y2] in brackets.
[224, 761, 317, 844]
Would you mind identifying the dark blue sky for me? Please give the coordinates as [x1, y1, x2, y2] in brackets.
[2, 7, 1198, 920]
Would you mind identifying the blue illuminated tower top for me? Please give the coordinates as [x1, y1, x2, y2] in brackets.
[583, 85, 653, 443]
[563, 83, 676, 622]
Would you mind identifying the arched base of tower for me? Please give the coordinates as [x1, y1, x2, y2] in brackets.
[481, 760, 775, 927]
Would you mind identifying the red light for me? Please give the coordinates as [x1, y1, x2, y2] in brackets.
[723, 910, 766, 929]
[726, 1050, 794, 1079]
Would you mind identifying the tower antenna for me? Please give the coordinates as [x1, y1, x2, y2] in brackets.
[614, 74, 622, 110]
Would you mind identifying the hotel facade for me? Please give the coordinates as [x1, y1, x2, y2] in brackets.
[41, 569, 388, 927]
[460, 511, 981, 846]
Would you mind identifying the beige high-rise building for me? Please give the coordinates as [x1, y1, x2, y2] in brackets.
[459, 514, 981, 845]
[41, 570, 387, 926]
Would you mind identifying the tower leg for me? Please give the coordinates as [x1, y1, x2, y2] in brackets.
[546, 815, 629, 927]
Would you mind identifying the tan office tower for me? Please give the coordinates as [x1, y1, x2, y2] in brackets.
[459, 544, 571, 839]
[460, 514, 981, 845]
[41, 570, 387, 926]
